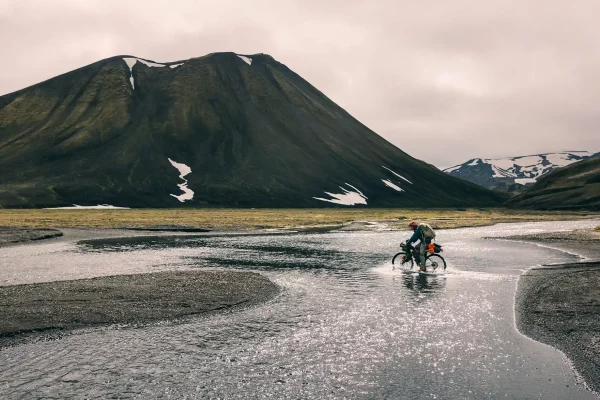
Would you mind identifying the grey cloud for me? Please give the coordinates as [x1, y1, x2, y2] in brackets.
[1, 0, 599, 167]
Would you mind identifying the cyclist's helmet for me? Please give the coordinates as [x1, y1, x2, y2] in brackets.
[408, 221, 418, 228]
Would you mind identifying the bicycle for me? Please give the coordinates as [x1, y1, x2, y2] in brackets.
[392, 241, 447, 273]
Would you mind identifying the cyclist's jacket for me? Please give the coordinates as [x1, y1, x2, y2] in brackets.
[407, 224, 435, 246]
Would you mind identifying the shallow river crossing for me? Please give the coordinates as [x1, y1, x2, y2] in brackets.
[1, 220, 599, 399]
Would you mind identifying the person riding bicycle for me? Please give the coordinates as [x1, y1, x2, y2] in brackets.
[406, 221, 436, 271]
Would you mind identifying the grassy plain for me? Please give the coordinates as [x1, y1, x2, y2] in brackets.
[0, 208, 595, 231]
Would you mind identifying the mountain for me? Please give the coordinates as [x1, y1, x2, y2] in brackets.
[443, 152, 598, 192]
[508, 157, 600, 210]
[0, 52, 503, 208]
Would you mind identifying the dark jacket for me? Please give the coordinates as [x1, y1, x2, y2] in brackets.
[408, 227, 431, 246]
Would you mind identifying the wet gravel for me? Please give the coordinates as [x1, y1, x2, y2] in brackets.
[0, 227, 63, 247]
[511, 229, 600, 393]
[0, 270, 279, 348]
[503, 229, 600, 260]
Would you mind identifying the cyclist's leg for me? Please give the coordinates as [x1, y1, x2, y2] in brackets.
[419, 242, 426, 268]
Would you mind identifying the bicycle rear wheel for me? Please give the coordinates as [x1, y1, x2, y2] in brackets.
[425, 254, 446, 274]
[392, 252, 414, 270]
[424, 254, 446, 273]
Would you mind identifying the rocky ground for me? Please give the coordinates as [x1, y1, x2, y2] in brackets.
[0, 270, 279, 348]
[507, 229, 600, 393]
[0, 226, 63, 247]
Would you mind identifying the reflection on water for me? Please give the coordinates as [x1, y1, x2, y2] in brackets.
[1, 220, 599, 399]
[402, 273, 447, 292]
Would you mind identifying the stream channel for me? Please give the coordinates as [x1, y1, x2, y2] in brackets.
[1, 220, 599, 399]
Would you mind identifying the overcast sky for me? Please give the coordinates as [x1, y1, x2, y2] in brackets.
[2, 0, 599, 167]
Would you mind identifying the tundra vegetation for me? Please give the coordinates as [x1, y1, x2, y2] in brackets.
[0, 208, 594, 231]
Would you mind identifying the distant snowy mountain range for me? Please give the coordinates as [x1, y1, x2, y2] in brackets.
[443, 151, 599, 192]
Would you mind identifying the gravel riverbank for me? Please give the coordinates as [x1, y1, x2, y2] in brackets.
[0, 270, 280, 348]
[508, 229, 600, 393]
[0, 226, 63, 247]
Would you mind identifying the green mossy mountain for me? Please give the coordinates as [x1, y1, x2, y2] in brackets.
[508, 158, 600, 210]
[0, 52, 503, 208]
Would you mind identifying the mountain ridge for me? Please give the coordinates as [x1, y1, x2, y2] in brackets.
[443, 151, 598, 192]
[0, 52, 503, 208]
[508, 157, 600, 210]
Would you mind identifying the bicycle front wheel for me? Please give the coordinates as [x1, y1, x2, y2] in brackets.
[392, 252, 414, 270]
[424, 254, 446, 272]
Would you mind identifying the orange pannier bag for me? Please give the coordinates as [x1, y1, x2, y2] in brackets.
[428, 243, 435, 253]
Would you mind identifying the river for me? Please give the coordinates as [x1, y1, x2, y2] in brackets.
[1, 220, 599, 399]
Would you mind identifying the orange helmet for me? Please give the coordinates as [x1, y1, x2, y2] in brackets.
[408, 221, 418, 228]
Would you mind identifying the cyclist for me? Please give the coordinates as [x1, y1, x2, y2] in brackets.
[406, 221, 436, 271]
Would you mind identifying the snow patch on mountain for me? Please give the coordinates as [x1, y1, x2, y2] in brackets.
[490, 164, 515, 178]
[513, 155, 543, 167]
[237, 55, 252, 65]
[515, 178, 537, 185]
[124, 58, 137, 69]
[444, 165, 461, 173]
[44, 204, 130, 209]
[314, 184, 367, 206]
[382, 179, 404, 192]
[123, 57, 184, 88]
[135, 58, 166, 68]
[344, 183, 368, 199]
[124, 57, 167, 68]
[546, 151, 591, 167]
[123, 58, 137, 89]
[168, 158, 194, 202]
[382, 166, 413, 184]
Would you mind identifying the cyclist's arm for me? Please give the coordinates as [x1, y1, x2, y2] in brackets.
[407, 228, 421, 246]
